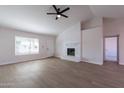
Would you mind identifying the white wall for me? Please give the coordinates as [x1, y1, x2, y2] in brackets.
[103, 18, 124, 65]
[81, 18, 103, 65]
[55, 22, 81, 62]
[82, 17, 103, 30]
[0, 27, 56, 65]
[56, 18, 103, 65]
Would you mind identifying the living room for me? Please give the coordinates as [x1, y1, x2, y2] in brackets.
[0, 4, 124, 90]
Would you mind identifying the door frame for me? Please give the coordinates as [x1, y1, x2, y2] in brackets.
[103, 35, 119, 63]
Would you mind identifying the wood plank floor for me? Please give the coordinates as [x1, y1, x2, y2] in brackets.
[0, 57, 124, 88]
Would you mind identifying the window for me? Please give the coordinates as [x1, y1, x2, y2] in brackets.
[15, 36, 39, 55]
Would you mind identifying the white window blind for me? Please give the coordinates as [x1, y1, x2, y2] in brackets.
[15, 36, 39, 55]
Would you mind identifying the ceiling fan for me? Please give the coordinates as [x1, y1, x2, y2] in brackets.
[47, 5, 70, 20]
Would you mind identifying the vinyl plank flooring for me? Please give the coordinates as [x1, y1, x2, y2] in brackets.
[0, 58, 124, 87]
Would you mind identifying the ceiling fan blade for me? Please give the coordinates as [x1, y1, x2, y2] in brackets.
[60, 14, 68, 18]
[53, 5, 58, 13]
[56, 17, 58, 20]
[47, 13, 57, 15]
[60, 7, 70, 14]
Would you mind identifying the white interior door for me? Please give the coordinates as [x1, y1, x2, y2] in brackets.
[105, 37, 118, 62]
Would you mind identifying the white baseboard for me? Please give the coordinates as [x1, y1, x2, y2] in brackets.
[81, 59, 103, 65]
[0, 56, 53, 66]
[119, 62, 124, 65]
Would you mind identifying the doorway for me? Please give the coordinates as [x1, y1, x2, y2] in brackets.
[104, 36, 119, 63]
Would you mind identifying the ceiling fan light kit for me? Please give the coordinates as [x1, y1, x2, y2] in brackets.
[47, 5, 70, 20]
[57, 14, 61, 18]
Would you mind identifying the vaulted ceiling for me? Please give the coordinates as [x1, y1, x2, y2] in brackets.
[0, 5, 124, 35]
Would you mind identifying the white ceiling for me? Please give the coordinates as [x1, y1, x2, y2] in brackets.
[0, 5, 93, 36]
[0, 5, 124, 36]
[90, 5, 124, 18]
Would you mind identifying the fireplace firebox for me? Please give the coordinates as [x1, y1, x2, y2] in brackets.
[67, 48, 75, 56]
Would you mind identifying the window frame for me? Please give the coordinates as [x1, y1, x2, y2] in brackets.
[15, 36, 39, 56]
